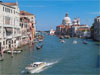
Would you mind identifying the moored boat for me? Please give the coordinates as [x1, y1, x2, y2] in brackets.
[7, 50, 23, 54]
[59, 36, 64, 39]
[64, 35, 70, 39]
[36, 45, 43, 50]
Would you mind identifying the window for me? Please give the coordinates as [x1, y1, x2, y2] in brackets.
[14, 10, 15, 14]
[11, 10, 12, 13]
[3, 41, 5, 45]
[3, 7, 4, 11]
[5, 8, 10, 13]
[31, 17, 33, 19]
[5, 16, 10, 25]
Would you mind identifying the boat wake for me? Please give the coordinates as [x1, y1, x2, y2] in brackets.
[21, 60, 59, 74]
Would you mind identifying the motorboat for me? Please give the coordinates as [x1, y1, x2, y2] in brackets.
[60, 40, 65, 43]
[83, 41, 88, 44]
[59, 36, 64, 39]
[36, 46, 41, 49]
[25, 62, 46, 73]
[73, 40, 77, 44]
[36, 45, 43, 50]
[38, 39, 44, 42]
[64, 35, 70, 39]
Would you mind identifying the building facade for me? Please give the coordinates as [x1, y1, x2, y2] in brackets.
[0, 2, 21, 50]
[92, 16, 100, 41]
[20, 11, 36, 44]
[72, 24, 90, 37]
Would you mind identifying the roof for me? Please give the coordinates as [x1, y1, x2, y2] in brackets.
[0, 2, 17, 8]
[0, 1, 17, 6]
[1, 3, 17, 6]
[77, 27, 90, 31]
[65, 25, 71, 29]
[56, 24, 65, 28]
[97, 16, 100, 18]
[72, 24, 80, 27]
[20, 11, 34, 16]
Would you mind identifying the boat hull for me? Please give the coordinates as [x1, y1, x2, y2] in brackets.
[26, 63, 46, 73]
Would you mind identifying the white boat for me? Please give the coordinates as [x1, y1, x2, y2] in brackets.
[39, 39, 44, 42]
[73, 40, 77, 44]
[7, 50, 21, 54]
[60, 40, 65, 43]
[25, 62, 46, 73]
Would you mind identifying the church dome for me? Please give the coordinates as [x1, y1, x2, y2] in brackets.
[62, 13, 71, 25]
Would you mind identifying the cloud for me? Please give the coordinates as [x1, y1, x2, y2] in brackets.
[89, 12, 100, 15]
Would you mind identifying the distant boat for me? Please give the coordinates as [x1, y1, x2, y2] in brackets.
[36, 44, 43, 50]
[64, 35, 70, 39]
[83, 41, 88, 44]
[7, 50, 23, 54]
[73, 40, 77, 44]
[60, 40, 65, 43]
[38, 39, 44, 42]
[59, 36, 64, 39]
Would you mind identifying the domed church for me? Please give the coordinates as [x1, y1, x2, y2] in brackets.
[62, 12, 71, 26]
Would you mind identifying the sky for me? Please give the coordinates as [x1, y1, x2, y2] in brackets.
[2, 0, 100, 31]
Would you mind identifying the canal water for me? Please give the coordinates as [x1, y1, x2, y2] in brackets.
[0, 34, 99, 75]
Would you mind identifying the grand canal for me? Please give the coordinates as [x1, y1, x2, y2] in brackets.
[0, 34, 99, 75]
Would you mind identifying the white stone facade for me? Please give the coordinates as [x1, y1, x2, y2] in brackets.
[72, 25, 90, 37]
[0, 2, 21, 50]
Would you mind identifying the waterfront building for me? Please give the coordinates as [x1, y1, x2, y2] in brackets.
[71, 24, 90, 37]
[56, 13, 72, 36]
[20, 11, 36, 44]
[91, 16, 100, 41]
[56, 25, 65, 35]
[0, 1, 21, 50]
[50, 29, 55, 35]
[75, 26, 90, 38]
